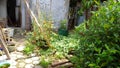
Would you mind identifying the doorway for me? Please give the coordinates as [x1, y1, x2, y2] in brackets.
[7, 0, 21, 27]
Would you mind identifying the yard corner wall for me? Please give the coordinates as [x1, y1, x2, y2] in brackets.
[30, 0, 70, 30]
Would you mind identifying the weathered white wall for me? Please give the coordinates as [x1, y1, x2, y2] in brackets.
[31, 0, 70, 29]
[0, 0, 7, 18]
[0, 0, 69, 29]
[21, 0, 26, 29]
[51, 0, 69, 29]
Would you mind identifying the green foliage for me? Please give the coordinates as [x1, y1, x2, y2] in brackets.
[23, 43, 35, 55]
[27, 31, 48, 49]
[0, 63, 10, 68]
[72, 0, 120, 67]
[40, 56, 51, 68]
[58, 20, 68, 36]
[35, 32, 80, 67]
[24, 17, 53, 55]
[51, 32, 80, 56]
[78, 0, 101, 15]
[60, 20, 67, 29]
[58, 29, 68, 36]
[24, 1, 120, 67]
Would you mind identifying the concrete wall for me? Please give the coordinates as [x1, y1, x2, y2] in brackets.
[31, 0, 70, 29]
[0, 0, 7, 18]
[0, 0, 70, 29]
[21, 0, 26, 29]
[51, 0, 70, 29]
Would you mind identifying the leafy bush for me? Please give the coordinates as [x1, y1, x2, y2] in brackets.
[24, 15, 53, 55]
[0, 63, 10, 68]
[40, 58, 50, 68]
[51, 32, 80, 56]
[58, 20, 68, 36]
[72, 0, 120, 68]
[23, 42, 35, 55]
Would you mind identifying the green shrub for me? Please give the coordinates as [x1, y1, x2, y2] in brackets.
[23, 42, 35, 55]
[0, 63, 10, 68]
[58, 20, 68, 36]
[51, 32, 80, 56]
[24, 19, 52, 55]
[40, 60, 50, 68]
[72, 0, 120, 68]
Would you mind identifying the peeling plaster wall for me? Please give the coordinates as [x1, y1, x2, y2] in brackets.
[0, 0, 7, 18]
[31, 0, 70, 29]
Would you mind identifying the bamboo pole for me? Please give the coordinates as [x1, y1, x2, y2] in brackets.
[23, 0, 43, 32]
[23, 0, 51, 47]
[0, 26, 10, 60]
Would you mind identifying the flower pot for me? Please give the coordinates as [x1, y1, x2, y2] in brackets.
[7, 43, 15, 52]
[58, 29, 68, 36]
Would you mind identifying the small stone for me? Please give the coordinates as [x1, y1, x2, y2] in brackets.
[10, 53, 17, 57]
[11, 56, 17, 60]
[33, 61, 40, 65]
[25, 59, 32, 64]
[30, 53, 37, 57]
[17, 55, 24, 58]
[18, 62, 26, 68]
[25, 64, 34, 68]
[31, 57, 40, 61]
[10, 53, 17, 60]
[9, 65, 16, 68]
[17, 46, 25, 52]
[12, 52, 23, 55]
[34, 65, 43, 68]
[17, 60, 22, 62]
[2, 60, 17, 68]
[10, 60, 17, 66]
[0, 55, 7, 60]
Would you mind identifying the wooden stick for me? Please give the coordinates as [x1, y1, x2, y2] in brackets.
[23, 0, 43, 32]
[0, 26, 10, 60]
[51, 59, 70, 67]
[23, 0, 51, 46]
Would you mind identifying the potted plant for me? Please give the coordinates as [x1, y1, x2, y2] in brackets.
[58, 20, 68, 36]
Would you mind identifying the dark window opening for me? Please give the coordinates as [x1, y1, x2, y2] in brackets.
[7, 0, 21, 27]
